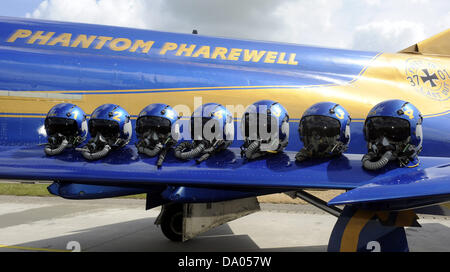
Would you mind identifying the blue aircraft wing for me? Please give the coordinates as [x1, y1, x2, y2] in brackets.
[328, 163, 450, 210]
[0, 145, 448, 200]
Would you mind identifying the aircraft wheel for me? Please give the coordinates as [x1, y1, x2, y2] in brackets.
[160, 204, 183, 242]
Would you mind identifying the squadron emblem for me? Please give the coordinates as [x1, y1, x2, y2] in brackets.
[405, 58, 450, 101]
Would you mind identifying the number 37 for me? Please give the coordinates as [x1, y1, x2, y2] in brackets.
[407, 75, 420, 86]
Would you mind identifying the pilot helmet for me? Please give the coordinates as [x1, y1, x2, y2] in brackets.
[363, 99, 423, 169]
[78, 104, 132, 160]
[136, 103, 180, 163]
[190, 103, 234, 144]
[89, 104, 132, 145]
[175, 103, 234, 163]
[240, 100, 289, 160]
[296, 102, 351, 161]
[44, 103, 88, 155]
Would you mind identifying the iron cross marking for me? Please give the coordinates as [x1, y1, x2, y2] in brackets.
[420, 69, 438, 87]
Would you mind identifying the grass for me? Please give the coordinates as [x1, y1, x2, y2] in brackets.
[0, 183, 147, 199]
[1, 183, 449, 208]
[2, 183, 449, 208]
[0, 183, 52, 197]
[0, 182, 346, 204]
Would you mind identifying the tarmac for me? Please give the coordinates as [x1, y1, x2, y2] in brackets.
[0, 195, 449, 252]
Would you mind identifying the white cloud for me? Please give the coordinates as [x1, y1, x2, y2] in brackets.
[272, 0, 348, 48]
[363, 0, 381, 6]
[352, 21, 426, 52]
[25, 0, 449, 52]
[26, 0, 153, 29]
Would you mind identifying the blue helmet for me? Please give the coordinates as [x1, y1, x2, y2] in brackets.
[363, 99, 423, 169]
[136, 103, 180, 140]
[299, 102, 351, 145]
[45, 103, 88, 141]
[364, 99, 423, 149]
[241, 100, 289, 143]
[191, 103, 234, 143]
[89, 104, 132, 145]
[174, 103, 233, 163]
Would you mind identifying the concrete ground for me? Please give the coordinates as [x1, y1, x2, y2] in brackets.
[0, 195, 449, 252]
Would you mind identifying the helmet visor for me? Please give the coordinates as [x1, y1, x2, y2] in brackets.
[136, 116, 171, 135]
[243, 113, 276, 140]
[365, 116, 410, 142]
[45, 117, 78, 136]
[89, 119, 120, 138]
[300, 116, 341, 137]
[190, 117, 220, 140]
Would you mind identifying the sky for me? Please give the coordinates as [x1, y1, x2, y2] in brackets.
[0, 0, 449, 52]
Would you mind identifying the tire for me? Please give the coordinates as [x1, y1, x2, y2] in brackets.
[160, 204, 183, 242]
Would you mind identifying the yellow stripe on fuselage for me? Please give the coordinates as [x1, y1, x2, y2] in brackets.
[0, 53, 449, 120]
[0, 115, 45, 118]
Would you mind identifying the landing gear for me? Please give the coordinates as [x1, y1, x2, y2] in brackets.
[159, 203, 183, 242]
[155, 197, 261, 242]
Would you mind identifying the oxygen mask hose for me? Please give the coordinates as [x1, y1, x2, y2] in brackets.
[44, 134, 69, 156]
[156, 148, 168, 168]
[295, 147, 311, 162]
[362, 151, 392, 170]
[242, 140, 262, 160]
[242, 136, 286, 161]
[295, 142, 322, 162]
[138, 143, 163, 157]
[362, 137, 395, 170]
[195, 140, 225, 163]
[137, 132, 164, 157]
[295, 137, 343, 162]
[157, 137, 177, 167]
[77, 133, 111, 161]
[137, 132, 176, 167]
[174, 141, 206, 160]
